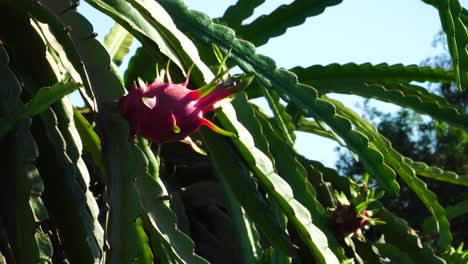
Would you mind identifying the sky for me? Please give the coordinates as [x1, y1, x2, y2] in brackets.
[77, 0, 466, 168]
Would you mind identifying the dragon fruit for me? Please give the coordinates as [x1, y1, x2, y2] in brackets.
[330, 204, 370, 238]
[118, 69, 252, 154]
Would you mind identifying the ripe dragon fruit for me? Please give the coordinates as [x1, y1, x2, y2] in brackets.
[118, 68, 253, 154]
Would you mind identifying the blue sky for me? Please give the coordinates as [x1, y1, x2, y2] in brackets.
[77, 0, 465, 167]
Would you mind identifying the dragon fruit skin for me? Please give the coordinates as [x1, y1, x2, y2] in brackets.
[118, 75, 248, 153]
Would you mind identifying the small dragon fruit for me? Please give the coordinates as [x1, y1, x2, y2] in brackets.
[330, 204, 370, 238]
[118, 68, 253, 154]
[330, 189, 383, 239]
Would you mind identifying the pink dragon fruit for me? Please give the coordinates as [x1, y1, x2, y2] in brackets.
[118, 70, 252, 154]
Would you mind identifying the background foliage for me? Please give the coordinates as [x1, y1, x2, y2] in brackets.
[0, 0, 466, 263]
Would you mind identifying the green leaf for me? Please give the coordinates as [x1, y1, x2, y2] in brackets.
[219, 0, 265, 30]
[104, 23, 135, 66]
[405, 157, 468, 186]
[201, 129, 297, 257]
[155, 0, 399, 194]
[421, 0, 468, 90]
[291, 63, 455, 84]
[236, 0, 343, 46]
[22, 82, 81, 119]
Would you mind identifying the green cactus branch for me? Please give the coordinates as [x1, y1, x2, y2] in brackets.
[291, 63, 455, 84]
[310, 81, 467, 129]
[0, 45, 53, 263]
[201, 129, 297, 257]
[236, 0, 343, 47]
[405, 158, 468, 186]
[38, 0, 145, 262]
[218, 0, 265, 30]
[420, 0, 468, 90]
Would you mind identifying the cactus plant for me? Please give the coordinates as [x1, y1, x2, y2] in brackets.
[0, 0, 466, 263]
